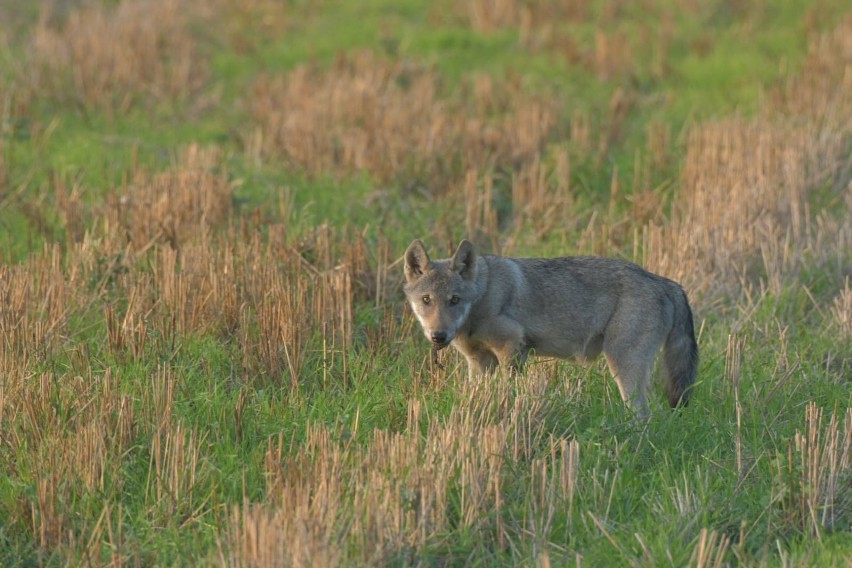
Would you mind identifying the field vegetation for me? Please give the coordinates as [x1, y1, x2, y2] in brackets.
[0, 0, 850, 565]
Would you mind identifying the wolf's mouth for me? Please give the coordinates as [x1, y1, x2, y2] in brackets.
[430, 342, 448, 369]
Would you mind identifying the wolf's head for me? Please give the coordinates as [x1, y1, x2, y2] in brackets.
[403, 239, 480, 347]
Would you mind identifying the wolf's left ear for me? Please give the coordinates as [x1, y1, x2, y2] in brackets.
[404, 240, 431, 282]
[451, 240, 477, 280]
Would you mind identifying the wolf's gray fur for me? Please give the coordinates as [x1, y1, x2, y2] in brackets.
[403, 239, 698, 416]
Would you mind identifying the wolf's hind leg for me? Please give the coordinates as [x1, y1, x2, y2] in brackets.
[604, 354, 652, 418]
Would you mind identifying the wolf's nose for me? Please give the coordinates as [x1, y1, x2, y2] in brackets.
[430, 331, 448, 344]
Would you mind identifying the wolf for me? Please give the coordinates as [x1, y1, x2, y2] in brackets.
[403, 239, 698, 416]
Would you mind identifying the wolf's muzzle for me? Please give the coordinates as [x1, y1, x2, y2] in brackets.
[430, 331, 449, 345]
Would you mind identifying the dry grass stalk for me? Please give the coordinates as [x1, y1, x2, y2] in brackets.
[372, 234, 394, 310]
[463, 169, 499, 246]
[155, 246, 192, 340]
[725, 335, 745, 390]
[223, 370, 578, 565]
[771, 15, 852, 123]
[725, 334, 746, 479]
[29, 0, 208, 115]
[64, 369, 135, 495]
[526, 456, 560, 552]
[512, 155, 549, 228]
[689, 528, 730, 568]
[154, 239, 237, 339]
[569, 109, 596, 161]
[786, 403, 851, 537]
[226, 498, 343, 568]
[31, 462, 69, 550]
[0, 88, 11, 192]
[509, 151, 575, 239]
[254, 276, 310, 388]
[642, 117, 849, 308]
[237, 226, 379, 384]
[213, 0, 291, 53]
[53, 174, 86, 244]
[71, 413, 110, 496]
[248, 427, 348, 566]
[463, 0, 587, 34]
[113, 145, 232, 251]
[104, 285, 149, 361]
[465, 0, 523, 32]
[61, 228, 127, 293]
[13, 374, 70, 551]
[247, 52, 555, 189]
[146, 421, 208, 523]
[463, 0, 676, 80]
[553, 436, 579, 525]
[646, 120, 672, 171]
[0, 245, 71, 366]
[832, 277, 852, 337]
[593, 31, 634, 81]
[641, 18, 851, 309]
[102, 221, 375, 386]
[143, 365, 176, 433]
[7, 368, 136, 557]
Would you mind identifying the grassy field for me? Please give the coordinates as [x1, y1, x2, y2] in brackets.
[0, 0, 850, 565]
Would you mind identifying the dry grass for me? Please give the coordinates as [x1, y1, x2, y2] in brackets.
[221, 368, 579, 566]
[213, 0, 292, 54]
[783, 403, 851, 537]
[0, 87, 13, 193]
[0, 244, 72, 367]
[832, 277, 852, 337]
[146, 420, 209, 524]
[2, 3, 850, 565]
[641, 16, 852, 310]
[246, 52, 556, 190]
[0, 144, 234, 368]
[459, 146, 574, 248]
[462, 0, 587, 34]
[689, 528, 730, 568]
[461, 0, 673, 80]
[29, 0, 209, 115]
[109, 221, 377, 383]
[3, 369, 134, 557]
[108, 144, 233, 251]
[771, 14, 852, 121]
[1, 147, 381, 392]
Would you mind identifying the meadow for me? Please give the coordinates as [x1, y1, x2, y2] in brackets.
[0, 0, 850, 565]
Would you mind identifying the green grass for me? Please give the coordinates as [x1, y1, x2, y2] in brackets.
[0, 0, 850, 565]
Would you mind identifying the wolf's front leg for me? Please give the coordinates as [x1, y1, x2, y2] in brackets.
[475, 316, 528, 375]
[464, 350, 499, 378]
[496, 346, 530, 375]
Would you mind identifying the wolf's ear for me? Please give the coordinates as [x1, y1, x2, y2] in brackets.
[451, 239, 477, 280]
[404, 240, 431, 282]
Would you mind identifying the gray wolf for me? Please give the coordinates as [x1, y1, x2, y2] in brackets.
[403, 239, 698, 416]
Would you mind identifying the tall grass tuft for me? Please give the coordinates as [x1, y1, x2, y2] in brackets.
[29, 0, 208, 115]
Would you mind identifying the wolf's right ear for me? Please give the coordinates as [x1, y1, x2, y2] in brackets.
[404, 240, 431, 283]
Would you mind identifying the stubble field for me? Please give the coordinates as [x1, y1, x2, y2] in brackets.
[0, 0, 850, 565]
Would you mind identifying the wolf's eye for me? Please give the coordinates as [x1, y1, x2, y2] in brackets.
[450, 295, 460, 305]
[422, 295, 431, 305]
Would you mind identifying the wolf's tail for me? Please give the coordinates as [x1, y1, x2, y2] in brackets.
[663, 288, 698, 408]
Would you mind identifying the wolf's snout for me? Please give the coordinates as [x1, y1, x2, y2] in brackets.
[430, 331, 448, 345]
